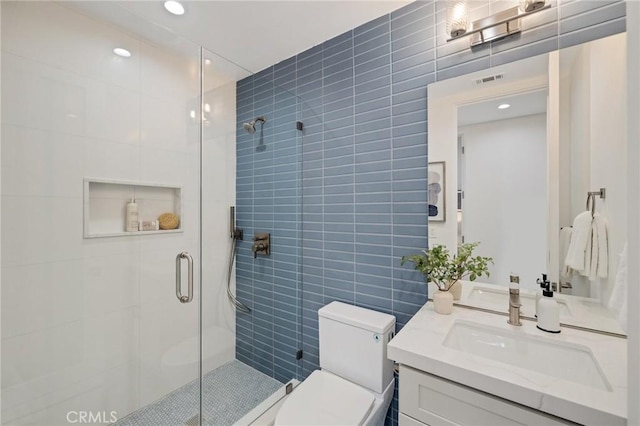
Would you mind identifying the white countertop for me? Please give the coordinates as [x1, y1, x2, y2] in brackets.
[387, 302, 627, 425]
[429, 280, 626, 335]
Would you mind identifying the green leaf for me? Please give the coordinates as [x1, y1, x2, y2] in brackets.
[398, 242, 493, 289]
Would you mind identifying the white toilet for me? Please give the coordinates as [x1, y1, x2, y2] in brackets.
[275, 301, 396, 426]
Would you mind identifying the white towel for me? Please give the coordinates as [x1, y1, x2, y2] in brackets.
[564, 211, 593, 273]
[564, 211, 608, 279]
[591, 213, 608, 279]
[583, 216, 595, 278]
[559, 227, 573, 281]
[608, 243, 627, 332]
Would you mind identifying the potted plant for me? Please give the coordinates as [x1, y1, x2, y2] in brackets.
[401, 242, 493, 314]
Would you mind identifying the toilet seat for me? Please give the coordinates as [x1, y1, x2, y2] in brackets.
[275, 370, 375, 425]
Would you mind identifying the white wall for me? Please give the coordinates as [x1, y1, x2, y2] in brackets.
[626, 1, 640, 423]
[559, 34, 627, 301]
[588, 35, 627, 305]
[460, 114, 547, 290]
[428, 97, 458, 250]
[558, 46, 591, 296]
[1, 2, 235, 424]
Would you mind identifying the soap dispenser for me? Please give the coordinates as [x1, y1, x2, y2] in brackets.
[536, 288, 561, 333]
[535, 273, 549, 317]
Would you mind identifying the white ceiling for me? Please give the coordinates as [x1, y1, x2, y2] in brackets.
[62, 1, 411, 77]
[458, 90, 548, 127]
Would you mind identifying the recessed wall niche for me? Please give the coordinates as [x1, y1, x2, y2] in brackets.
[83, 178, 183, 238]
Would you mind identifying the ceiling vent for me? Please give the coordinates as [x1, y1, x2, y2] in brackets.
[474, 73, 505, 85]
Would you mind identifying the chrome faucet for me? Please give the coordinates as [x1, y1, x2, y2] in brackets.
[508, 274, 522, 326]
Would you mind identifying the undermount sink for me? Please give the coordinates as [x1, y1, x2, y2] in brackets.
[443, 320, 611, 391]
[468, 286, 572, 318]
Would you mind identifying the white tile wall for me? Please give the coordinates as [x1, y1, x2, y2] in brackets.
[1, 2, 237, 424]
[84, 139, 141, 182]
[2, 260, 84, 339]
[1, 125, 85, 198]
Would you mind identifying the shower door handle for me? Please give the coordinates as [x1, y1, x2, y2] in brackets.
[175, 251, 194, 303]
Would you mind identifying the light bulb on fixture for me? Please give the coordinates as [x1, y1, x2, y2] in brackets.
[445, 0, 549, 46]
[520, 0, 546, 12]
[164, 0, 185, 15]
[498, 103, 511, 110]
[447, 0, 469, 38]
[113, 48, 131, 57]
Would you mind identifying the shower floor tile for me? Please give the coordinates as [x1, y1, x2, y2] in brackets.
[113, 360, 283, 426]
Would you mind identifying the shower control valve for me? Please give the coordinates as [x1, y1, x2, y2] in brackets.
[252, 233, 270, 259]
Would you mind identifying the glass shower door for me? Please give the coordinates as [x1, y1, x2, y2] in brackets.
[201, 49, 305, 424]
[0, 2, 203, 424]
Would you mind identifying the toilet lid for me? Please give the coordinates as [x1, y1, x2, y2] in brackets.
[275, 370, 375, 425]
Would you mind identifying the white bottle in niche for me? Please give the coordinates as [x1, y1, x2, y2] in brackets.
[536, 288, 561, 333]
[126, 198, 138, 232]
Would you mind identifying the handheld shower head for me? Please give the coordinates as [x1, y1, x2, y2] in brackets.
[242, 116, 267, 134]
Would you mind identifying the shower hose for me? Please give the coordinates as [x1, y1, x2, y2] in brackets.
[226, 237, 252, 314]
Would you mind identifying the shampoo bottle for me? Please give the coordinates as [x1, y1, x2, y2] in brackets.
[126, 198, 138, 232]
[536, 288, 561, 333]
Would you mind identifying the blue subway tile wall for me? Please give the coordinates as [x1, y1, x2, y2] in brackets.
[235, 1, 625, 424]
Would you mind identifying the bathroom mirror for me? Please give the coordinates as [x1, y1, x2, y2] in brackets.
[427, 33, 627, 335]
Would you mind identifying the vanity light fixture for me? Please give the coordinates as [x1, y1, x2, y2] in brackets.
[113, 48, 131, 57]
[498, 103, 511, 110]
[164, 0, 185, 16]
[447, 1, 469, 38]
[446, 0, 549, 47]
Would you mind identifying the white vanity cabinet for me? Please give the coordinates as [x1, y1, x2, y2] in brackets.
[398, 365, 574, 426]
[388, 303, 626, 426]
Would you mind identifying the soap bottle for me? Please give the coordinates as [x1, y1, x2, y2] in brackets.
[535, 273, 549, 317]
[536, 288, 561, 333]
[126, 198, 138, 232]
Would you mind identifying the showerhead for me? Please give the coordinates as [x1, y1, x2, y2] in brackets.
[243, 122, 256, 134]
[242, 116, 266, 134]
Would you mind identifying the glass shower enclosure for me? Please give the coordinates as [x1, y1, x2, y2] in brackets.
[1, 2, 302, 425]
[1, 1, 203, 423]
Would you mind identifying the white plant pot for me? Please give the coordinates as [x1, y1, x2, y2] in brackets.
[433, 290, 454, 315]
[449, 280, 462, 300]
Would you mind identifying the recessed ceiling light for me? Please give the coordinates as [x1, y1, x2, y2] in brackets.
[204, 59, 212, 65]
[113, 48, 131, 57]
[164, 0, 185, 15]
[498, 103, 510, 109]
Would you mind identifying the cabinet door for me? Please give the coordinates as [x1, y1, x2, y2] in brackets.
[399, 366, 575, 426]
[399, 412, 434, 426]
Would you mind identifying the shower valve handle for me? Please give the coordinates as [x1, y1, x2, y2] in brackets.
[252, 233, 271, 258]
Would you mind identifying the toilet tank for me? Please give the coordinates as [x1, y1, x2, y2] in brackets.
[318, 302, 396, 394]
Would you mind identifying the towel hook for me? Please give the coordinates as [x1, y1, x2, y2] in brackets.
[586, 188, 606, 215]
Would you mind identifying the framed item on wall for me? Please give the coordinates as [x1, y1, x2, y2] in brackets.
[428, 161, 445, 222]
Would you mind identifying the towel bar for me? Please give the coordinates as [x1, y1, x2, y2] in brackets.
[586, 188, 606, 215]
